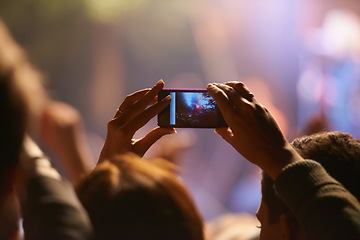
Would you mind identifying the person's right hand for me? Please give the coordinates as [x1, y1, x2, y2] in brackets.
[207, 81, 303, 179]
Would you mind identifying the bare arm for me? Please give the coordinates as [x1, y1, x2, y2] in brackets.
[38, 101, 93, 184]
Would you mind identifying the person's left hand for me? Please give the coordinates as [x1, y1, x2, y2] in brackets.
[99, 80, 176, 163]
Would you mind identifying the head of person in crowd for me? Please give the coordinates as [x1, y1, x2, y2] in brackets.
[259, 131, 360, 240]
[0, 17, 47, 239]
[76, 153, 204, 240]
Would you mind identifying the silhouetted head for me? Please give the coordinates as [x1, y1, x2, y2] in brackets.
[0, 17, 47, 239]
[259, 131, 360, 240]
[76, 153, 204, 240]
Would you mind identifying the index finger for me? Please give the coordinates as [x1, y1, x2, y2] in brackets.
[214, 83, 252, 113]
[118, 89, 151, 112]
[206, 83, 233, 109]
[225, 81, 254, 102]
[206, 84, 237, 120]
[123, 95, 172, 136]
[120, 80, 165, 122]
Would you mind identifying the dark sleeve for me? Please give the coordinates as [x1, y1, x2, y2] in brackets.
[22, 175, 93, 240]
[274, 160, 360, 240]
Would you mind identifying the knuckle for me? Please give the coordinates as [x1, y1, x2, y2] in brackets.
[236, 82, 245, 88]
[107, 119, 117, 128]
[213, 89, 224, 97]
[254, 103, 266, 113]
[227, 81, 239, 84]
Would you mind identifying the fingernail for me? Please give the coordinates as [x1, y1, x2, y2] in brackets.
[207, 83, 215, 89]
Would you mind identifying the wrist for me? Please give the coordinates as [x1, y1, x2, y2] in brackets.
[264, 145, 304, 180]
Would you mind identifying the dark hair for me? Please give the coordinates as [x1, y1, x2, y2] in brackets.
[0, 19, 28, 195]
[76, 153, 204, 240]
[261, 131, 360, 225]
[0, 18, 48, 240]
[291, 131, 360, 200]
[0, 18, 47, 196]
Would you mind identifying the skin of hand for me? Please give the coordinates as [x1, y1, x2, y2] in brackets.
[38, 101, 93, 183]
[98, 80, 176, 163]
[207, 81, 303, 179]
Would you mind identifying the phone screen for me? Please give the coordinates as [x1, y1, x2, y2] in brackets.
[158, 89, 227, 128]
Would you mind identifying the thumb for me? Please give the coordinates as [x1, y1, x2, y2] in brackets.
[214, 127, 235, 145]
[135, 127, 177, 156]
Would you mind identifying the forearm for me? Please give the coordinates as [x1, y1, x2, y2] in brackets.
[259, 144, 304, 180]
[275, 160, 360, 239]
[54, 140, 93, 184]
[37, 100, 93, 185]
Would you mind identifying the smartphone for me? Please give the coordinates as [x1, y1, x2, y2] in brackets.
[157, 89, 227, 128]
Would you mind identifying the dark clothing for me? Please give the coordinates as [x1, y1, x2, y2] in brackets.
[22, 175, 93, 240]
[275, 160, 360, 240]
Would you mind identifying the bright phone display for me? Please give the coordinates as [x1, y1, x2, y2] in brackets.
[158, 89, 227, 128]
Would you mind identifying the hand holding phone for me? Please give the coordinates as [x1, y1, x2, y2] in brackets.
[99, 80, 176, 163]
[206, 82, 301, 179]
[157, 89, 227, 128]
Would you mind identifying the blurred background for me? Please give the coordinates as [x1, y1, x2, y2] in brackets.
[1, 0, 360, 221]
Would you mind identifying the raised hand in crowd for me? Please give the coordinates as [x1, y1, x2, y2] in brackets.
[38, 100, 94, 184]
[207, 82, 303, 179]
[99, 79, 176, 163]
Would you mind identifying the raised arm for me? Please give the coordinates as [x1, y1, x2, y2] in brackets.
[38, 101, 93, 184]
[207, 81, 360, 239]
